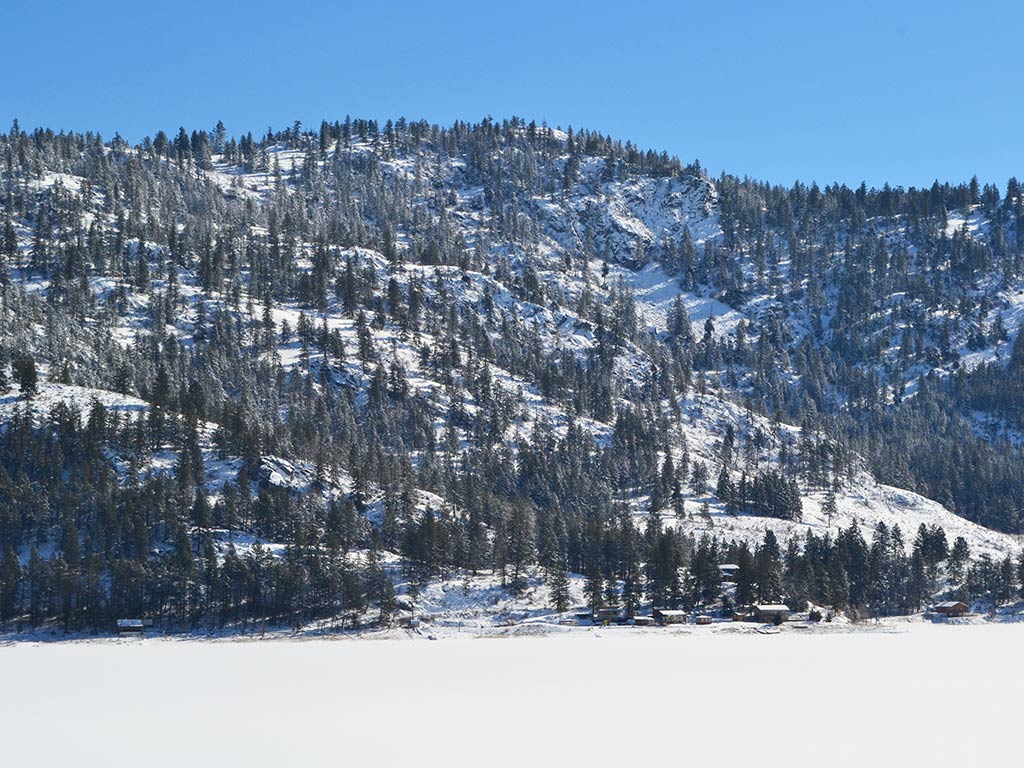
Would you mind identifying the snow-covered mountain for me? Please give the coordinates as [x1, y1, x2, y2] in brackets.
[1, 117, 1023, 634]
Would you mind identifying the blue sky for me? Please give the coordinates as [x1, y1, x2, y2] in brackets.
[6, 0, 1022, 188]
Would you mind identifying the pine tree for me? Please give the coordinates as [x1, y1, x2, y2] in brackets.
[12, 353, 37, 398]
[822, 488, 838, 531]
[755, 531, 784, 603]
[691, 461, 708, 496]
[549, 564, 571, 613]
[377, 570, 396, 625]
[908, 550, 928, 611]
[0, 545, 21, 627]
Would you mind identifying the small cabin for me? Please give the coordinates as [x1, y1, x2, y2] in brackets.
[631, 616, 655, 627]
[718, 564, 740, 582]
[694, 615, 713, 626]
[653, 608, 688, 625]
[751, 604, 790, 623]
[115, 619, 145, 634]
[933, 601, 969, 618]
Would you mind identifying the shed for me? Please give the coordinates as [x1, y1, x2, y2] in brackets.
[115, 619, 145, 634]
[631, 616, 655, 627]
[933, 601, 969, 618]
[653, 608, 688, 625]
[751, 604, 790, 623]
[694, 615, 713, 626]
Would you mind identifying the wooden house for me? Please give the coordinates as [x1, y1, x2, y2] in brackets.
[694, 615, 713, 626]
[751, 604, 790, 623]
[933, 601, 969, 618]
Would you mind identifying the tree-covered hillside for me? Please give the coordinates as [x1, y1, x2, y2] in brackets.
[1, 116, 1023, 633]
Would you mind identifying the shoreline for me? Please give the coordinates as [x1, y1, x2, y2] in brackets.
[4, 610, 1023, 645]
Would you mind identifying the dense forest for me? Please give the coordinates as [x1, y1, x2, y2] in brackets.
[1, 116, 1023, 633]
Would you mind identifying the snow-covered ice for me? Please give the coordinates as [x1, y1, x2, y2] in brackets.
[1, 624, 1021, 767]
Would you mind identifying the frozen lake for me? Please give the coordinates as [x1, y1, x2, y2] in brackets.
[1, 624, 1020, 767]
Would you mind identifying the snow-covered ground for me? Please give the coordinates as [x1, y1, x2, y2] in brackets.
[2, 623, 1021, 767]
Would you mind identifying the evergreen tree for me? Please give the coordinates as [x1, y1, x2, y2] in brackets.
[548, 564, 571, 613]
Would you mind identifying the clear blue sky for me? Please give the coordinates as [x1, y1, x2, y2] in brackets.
[6, 0, 1022, 188]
